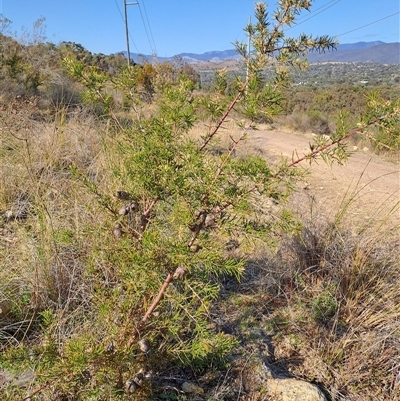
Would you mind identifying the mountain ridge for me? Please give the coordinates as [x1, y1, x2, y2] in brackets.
[121, 41, 400, 65]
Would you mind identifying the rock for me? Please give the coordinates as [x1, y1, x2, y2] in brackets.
[267, 377, 327, 401]
[181, 381, 204, 395]
[238, 353, 327, 401]
[0, 370, 13, 387]
[0, 368, 34, 388]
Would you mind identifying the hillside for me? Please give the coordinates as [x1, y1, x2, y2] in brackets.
[123, 41, 400, 65]
[307, 42, 400, 64]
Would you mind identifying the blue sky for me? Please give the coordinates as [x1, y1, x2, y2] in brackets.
[1, 0, 399, 56]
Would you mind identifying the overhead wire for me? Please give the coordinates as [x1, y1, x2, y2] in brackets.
[137, 3, 156, 55]
[140, 0, 158, 55]
[336, 12, 400, 37]
[294, 0, 341, 23]
[287, 0, 342, 30]
[285, 1, 398, 43]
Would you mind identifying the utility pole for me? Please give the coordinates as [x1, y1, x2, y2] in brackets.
[124, 0, 138, 67]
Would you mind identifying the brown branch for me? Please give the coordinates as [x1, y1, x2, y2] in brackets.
[139, 196, 159, 233]
[20, 382, 50, 401]
[141, 272, 173, 323]
[199, 84, 247, 152]
[278, 114, 393, 173]
[143, 197, 159, 217]
[213, 121, 253, 182]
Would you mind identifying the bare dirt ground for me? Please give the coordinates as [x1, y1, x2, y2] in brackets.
[248, 127, 400, 227]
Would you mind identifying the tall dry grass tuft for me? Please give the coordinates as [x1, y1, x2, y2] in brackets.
[0, 102, 108, 350]
[264, 198, 400, 400]
[213, 186, 399, 400]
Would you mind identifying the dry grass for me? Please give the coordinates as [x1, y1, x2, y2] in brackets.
[1, 96, 399, 400]
[215, 195, 400, 400]
[0, 101, 107, 345]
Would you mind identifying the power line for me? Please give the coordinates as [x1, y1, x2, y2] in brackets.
[140, 0, 157, 55]
[336, 12, 400, 37]
[137, 3, 156, 55]
[113, 0, 124, 21]
[294, 0, 341, 23]
[287, 0, 342, 29]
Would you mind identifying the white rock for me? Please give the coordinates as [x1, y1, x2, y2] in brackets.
[268, 377, 327, 401]
[0, 369, 34, 388]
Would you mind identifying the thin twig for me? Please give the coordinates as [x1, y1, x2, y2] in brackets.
[212, 121, 253, 182]
[279, 114, 394, 172]
[141, 272, 173, 323]
[199, 84, 247, 152]
[20, 381, 50, 401]
[143, 197, 159, 217]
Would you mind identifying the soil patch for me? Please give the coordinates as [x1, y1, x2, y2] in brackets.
[249, 127, 399, 226]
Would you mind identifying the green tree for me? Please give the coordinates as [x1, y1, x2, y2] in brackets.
[59, 0, 398, 396]
[61, 0, 337, 387]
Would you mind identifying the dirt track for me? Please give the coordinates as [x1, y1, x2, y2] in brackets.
[248, 128, 400, 226]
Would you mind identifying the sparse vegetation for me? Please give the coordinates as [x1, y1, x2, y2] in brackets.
[0, 2, 399, 401]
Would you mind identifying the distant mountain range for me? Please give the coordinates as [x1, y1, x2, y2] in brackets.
[307, 42, 399, 64]
[121, 41, 400, 65]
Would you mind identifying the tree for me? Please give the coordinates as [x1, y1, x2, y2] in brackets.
[62, 0, 334, 379]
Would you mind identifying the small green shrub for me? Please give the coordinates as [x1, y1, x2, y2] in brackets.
[311, 286, 338, 322]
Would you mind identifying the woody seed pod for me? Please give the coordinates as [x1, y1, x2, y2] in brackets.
[106, 342, 115, 353]
[129, 200, 139, 212]
[138, 338, 150, 354]
[173, 266, 188, 280]
[117, 190, 131, 200]
[125, 379, 137, 393]
[133, 372, 144, 386]
[140, 214, 148, 231]
[113, 223, 123, 238]
[204, 214, 215, 227]
[189, 244, 201, 253]
[118, 205, 129, 216]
